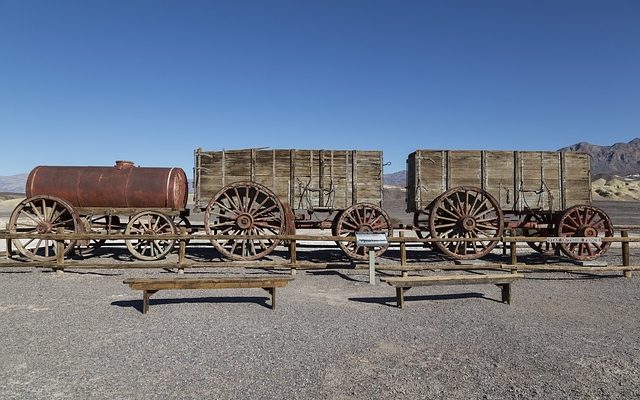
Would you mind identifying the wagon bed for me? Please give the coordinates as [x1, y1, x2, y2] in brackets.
[194, 148, 383, 211]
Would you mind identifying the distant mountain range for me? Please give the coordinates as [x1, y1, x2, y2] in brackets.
[0, 173, 28, 194]
[3, 139, 640, 192]
[558, 138, 640, 178]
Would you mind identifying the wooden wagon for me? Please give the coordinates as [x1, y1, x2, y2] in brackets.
[407, 150, 613, 260]
[194, 148, 392, 260]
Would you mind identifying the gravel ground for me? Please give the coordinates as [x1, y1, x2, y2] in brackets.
[1, 243, 640, 400]
[2, 198, 640, 399]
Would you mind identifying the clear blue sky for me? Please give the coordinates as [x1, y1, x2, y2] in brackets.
[1, 0, 638, 176]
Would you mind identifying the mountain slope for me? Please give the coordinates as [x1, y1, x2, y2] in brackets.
[0, 174, 28, 194]
[559, 138, 640, 176]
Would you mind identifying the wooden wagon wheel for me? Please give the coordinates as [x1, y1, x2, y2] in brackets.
[125, 211, 176, 261]
[429, 186, 503, 259]
[333, 203, 392, 260]
[8, 195, 80, 261]
[556, 205, 613, 261]
[204, 182, 285, 261]
[520, 213, 557, 256]
[76, 215, 121, 257]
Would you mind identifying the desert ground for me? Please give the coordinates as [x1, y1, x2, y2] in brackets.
[1, 189, 640, 399]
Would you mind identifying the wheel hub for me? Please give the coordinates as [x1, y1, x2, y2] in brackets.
[582, 226, 598, 237]
[358, 224, 373, 233]
[461, 216, 477, 232]
[36, 221, 53, 234]
[236, 213, 254, 230]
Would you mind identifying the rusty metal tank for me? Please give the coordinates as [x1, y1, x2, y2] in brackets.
[26, 161, 188, 210]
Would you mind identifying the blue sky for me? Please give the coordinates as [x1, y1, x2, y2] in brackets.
[1, 0, 638, 175]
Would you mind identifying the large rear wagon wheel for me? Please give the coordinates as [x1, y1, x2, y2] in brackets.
[334, 203, 392, 260]
[429, 186, 503, 259]
[8, 195, 80, 261]
[204, 182, 285, 261]
[557, 205, 613, 261]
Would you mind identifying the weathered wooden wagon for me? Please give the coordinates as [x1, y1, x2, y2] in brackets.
[8, 161, 189, 261]
[194, 148, 392, 260]
[407, 150, 613, 260]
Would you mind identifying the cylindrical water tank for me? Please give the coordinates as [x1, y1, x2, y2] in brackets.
[26, 161, 188, 210]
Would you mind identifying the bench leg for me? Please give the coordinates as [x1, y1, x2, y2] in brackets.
[263, 287, 276, 310]
[498, 284, 511, 304]
[143, 290, 158, 314]
[271, 287, 276, 310]
[396, 287, 404, 309]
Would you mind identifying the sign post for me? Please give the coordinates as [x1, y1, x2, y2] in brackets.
[355, 232, 389, 285]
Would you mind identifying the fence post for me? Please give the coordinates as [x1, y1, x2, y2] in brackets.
[399, 231, 407, 277]
[5, 238, 12, 259]
[55, 229, 65, 276]
[369, 249, 375, 285]
[289, 239, 297, 276]
[622, 230, 632, 278]
[178, 227, 187, 274]
[510, 229, 517, 267]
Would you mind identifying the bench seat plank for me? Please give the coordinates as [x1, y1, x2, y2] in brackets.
[381, 273, 523, 308]
[381, 273, 523, 288]
[123, 276, 294, 314]
[124, 277, 293, 291]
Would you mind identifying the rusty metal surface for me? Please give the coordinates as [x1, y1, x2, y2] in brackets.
[26, 161, 188, 210]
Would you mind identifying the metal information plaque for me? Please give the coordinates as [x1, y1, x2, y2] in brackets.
[546, 237, 602, 244]
[355, 232, 388, 247]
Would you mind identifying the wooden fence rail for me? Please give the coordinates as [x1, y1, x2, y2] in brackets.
[1, 229, 639, 277]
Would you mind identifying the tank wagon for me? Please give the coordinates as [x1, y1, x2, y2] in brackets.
[407, 150, 613, 260]
[194, 148, 392, 260]
[8, 161, 189, 261]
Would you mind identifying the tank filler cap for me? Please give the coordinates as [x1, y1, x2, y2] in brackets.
[115, 160, 136, 169]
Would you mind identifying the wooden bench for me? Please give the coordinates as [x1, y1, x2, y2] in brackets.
[123, 276, 294, 314]
[380, 273, 524, 309]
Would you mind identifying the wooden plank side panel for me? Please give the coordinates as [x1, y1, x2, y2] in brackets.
[563, 153, 591, 207]
[415, 150, 445, 209]
[541, 153, 562, 212]
[328, 151, 349, 210]
[195, 151, 224, 208]
[518, 152, 545, 211]
[291, 150, 319, 209]
[484, 151, 516, 210]
[251, 150, 291, 202]
[354, 151, 383, 206]
[223, 150, 252, 178]
[448, 151, 482, 188]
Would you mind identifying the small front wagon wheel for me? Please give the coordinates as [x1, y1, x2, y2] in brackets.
[125, 211, 176, 261]
[333, 203, 392, 260]
[556, 205, 613, 261]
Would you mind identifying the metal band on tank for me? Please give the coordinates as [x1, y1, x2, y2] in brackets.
[166, 168, 174, 209]
[27, 166, 40, 197]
